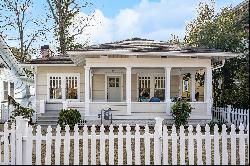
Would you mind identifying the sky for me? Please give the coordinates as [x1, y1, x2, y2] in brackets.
[71, 0, 243, 45]
[3, 0, 244, 52]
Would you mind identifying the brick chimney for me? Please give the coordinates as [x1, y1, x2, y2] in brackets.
[41, 45, 53, 58]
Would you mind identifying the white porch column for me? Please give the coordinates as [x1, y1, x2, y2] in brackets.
[190, 71, 196, 102]
[85, 66, 90, 116]
[205, 67, 213, 116]
[165, 67, 171, 115]
[126, 66, 132, 115]
[179, 74, 183, 97]
[165, 67, 171, 102]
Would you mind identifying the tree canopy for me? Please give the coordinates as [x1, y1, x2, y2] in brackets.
[185, 0, 249, 108]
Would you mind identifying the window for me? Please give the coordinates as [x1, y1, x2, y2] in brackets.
[48, 74, 80, 101]
[3, 81, 8, 101]
[138, 77, 150, 100]
[183, 80, 189, 92]
[10, 83, 14, 98]
[49, 76, 62, 99]
[108, 78, 120, 87]
[66, 76, 78, 99]
[154, 77, 165, 101]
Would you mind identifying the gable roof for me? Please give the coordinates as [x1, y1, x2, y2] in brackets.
[0, 36, 34, 84]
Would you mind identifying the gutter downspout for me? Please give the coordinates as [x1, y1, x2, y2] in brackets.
[212, 59, 226, 70]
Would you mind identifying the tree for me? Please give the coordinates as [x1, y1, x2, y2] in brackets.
[185, 0, 249, 108]
[0, 0, 49, 62]
[46, 0, 95, 55]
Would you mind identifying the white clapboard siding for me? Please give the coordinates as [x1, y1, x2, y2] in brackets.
[0, 117, 249, 165]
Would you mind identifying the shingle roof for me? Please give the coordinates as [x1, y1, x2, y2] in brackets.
[26, 55, 74, 64]
[73, 38, 223, 53]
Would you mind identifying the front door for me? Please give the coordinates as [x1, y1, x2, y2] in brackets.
[107, 76, 121, 102]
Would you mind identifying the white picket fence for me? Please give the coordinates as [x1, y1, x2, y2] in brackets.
[0, 116, 249, 165]
[212, 105, 249, 128]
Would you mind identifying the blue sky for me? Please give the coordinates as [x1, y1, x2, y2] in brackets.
[72, 0, 243, 45]
[4, 0, 244, 51]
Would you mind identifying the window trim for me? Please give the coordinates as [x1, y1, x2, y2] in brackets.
[47, 73, 80, 102]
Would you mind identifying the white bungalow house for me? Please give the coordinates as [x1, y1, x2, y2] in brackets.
[0, 36, 34, 122]
[23, 38, 238, 126]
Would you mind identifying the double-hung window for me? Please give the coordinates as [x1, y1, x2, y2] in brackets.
[3, 81, 8, 101]
[66, 76, 78, 99]
[49, 76, 62, 99]
[48, 74, 80, 101]
[154, 77, 165, 101]
[138, 77, 151, 100]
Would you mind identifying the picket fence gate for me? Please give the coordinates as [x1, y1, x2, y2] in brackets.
[0, 116, 249, 165]
[212, 105, 249, 128]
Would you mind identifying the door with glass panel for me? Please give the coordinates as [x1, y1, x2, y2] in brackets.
[107, 76, 121, 102]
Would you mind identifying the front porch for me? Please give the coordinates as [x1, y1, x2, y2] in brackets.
[81, 57, 213, 122]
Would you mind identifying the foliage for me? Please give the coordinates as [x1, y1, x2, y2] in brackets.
[185, 0, 249, 109]
[58, 109, 81, 130]
[0, 0, 49, 62]
[8, 96, 34, 123]
[171, 100, 192, 127]
[46, 0, 95, 54]
[208, 119, 223, 132]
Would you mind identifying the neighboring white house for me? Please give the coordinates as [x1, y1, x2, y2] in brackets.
[0, 36, 34, 122]
[22, 38, 238, 125]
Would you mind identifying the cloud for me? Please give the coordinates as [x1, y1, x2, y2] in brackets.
[72, 0, 242, 45]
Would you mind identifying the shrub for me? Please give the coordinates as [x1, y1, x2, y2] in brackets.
[171, 100, 192, 127]
[58, 109, 81, 130]
[208, 119, 223, 132]
[10, 107, 34, 123]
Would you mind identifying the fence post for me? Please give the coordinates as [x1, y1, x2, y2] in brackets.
[154, 117, 164, 165]
[227, 105, 232, 125]
[15, 116, 29, 165]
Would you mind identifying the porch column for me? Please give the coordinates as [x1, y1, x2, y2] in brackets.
[179, 74, 183, 97]
[190, 71, 196, 102]
[205, 67, 213, 116]
[85, 66, 90, 116]
[126, 66, 132, 115]
[165, 67, 171, 115]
